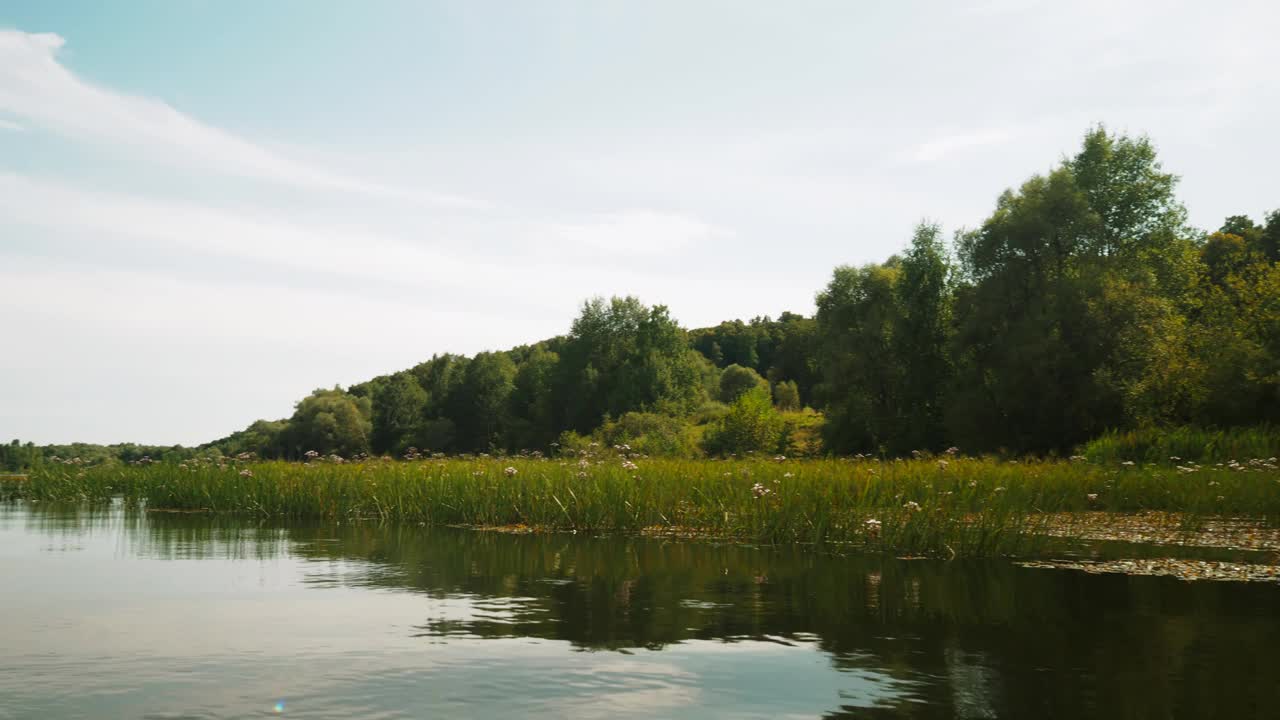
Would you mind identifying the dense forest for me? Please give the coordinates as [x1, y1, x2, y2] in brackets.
[4, 127, 1277, 470]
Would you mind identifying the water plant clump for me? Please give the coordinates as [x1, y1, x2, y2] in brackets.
[7, 450, 1280, 558]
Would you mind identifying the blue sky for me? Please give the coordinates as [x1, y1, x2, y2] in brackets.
[2, 0, 1277, 445]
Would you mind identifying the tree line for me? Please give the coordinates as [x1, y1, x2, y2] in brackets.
[6, 126, 1277, 467]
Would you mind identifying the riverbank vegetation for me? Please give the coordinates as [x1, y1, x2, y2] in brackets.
[7, 450, 1279, 557]
[5, 125, 1278, 471]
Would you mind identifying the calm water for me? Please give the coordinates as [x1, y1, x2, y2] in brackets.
[1, 502, 1278, 719]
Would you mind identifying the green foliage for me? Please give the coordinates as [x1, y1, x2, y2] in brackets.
[704, 386, 784, 456]
[13, 453, 1280, 557]
[0, 439, 42, 472]
[1081, 426, 1280, 465]
[554, 297, 705, 431]
[507, 347, 560, 450]
[777, 409, 823, 456]
[717, 363, 768, 403]
[371, 373, 429, 455]
[690, 313, 818, 405]
[446, 352, 517, 452]
[285, 387, 372, 457]
[948, 127, 1196, 453]
[772, 380, 801, 411]
[892, 222, 953, 451]
[815, 261, 902, 454]
[595, 412, 702, 457]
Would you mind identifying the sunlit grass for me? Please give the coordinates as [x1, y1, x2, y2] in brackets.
[6, 450, 1279, 557]
[1081, 426, 1280, 465]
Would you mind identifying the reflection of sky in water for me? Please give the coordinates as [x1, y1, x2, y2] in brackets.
[0, 504, 917, 719]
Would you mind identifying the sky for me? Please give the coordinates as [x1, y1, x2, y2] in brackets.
[1, 0, 1277, 446]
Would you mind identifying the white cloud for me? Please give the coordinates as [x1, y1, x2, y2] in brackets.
[0, 171, 481, 286]
[0, 173, 738, 300]
[0, 117, 21, 131]
[0, 30, 481, 208]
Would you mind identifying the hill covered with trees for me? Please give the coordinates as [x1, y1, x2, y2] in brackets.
[5, 126, 1277, 469]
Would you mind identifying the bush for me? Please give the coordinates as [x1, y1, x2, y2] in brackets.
[779, 409, 825, 456]
[773, 380, 801, 411]
[596, 412, 702, 457]
[718, 364, 768, 403]
[1080, 425, 1280, 464]
[703, 386, 784, 455]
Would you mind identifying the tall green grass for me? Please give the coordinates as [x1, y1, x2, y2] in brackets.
[7, 451, 1279, 557]
[1081, 426, 1280, 465]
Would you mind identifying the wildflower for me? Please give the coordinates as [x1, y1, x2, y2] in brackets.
[239, 469, 253, 478]
[903, 500, 921, 511]
[1120, 461, 1135, 467]
[621, 460, 638, 471]
[1169, 456, 1181, 462]
[304, 450, 320, 460]
[504, 466, 518, 477]
[937, 460, 949, 470]
[945, 446, 959, 456]
[577, 471, 588, 479]
[993, 486, 1006, 493]
[752, 482, 771, 498]
[911, 450, 923, 459]
[864, 518, 882, 536]
[783, 472, 793, 478]
[1217, 495, 1226, 502]
[774, 455, 787, 462]
[1087, 493, 1098, 501]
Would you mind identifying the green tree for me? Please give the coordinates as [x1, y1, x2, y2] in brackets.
[447, 352, 517, 452]
[371, 373, 429, 455]
[703, 386, 784, 455]
[508, 346, 560, 450]
[718, 363, 768, 403]
[286, 388, 372, 457]
[773, 380, 801, 411]
[815, 261, 902, 454]
[555, 297, 703, 432]
[892, 222, 952, 451]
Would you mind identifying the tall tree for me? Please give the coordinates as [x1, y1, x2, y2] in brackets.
[371, 373, 429, 455]
[893, 222, 952, 451]
[815, 261, 902, 454]
[285, 388, 372, 457]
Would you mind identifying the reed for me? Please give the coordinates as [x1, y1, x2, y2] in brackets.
[1081, 426, 1280, 465]
[7, 450, 1279, 557]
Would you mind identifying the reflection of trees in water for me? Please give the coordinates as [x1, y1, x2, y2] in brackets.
[283, 521, 1280, 719]
[21, 505, 1280, 719]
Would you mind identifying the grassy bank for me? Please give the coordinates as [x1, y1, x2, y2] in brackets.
[1081, 426, 1280, 465]
[5, 451, 1279, 557]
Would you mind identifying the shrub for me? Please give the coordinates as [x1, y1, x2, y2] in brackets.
[704, 386, 784, 455]
[596, 412, 702, 457]
[1081, 425, 1280, 464]
[718, 364, 768, 404]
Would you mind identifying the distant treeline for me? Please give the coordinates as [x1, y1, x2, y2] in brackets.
[6, 126, 1277, 468]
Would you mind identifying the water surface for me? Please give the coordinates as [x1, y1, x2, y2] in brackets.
[2, 502, 1277, 718]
